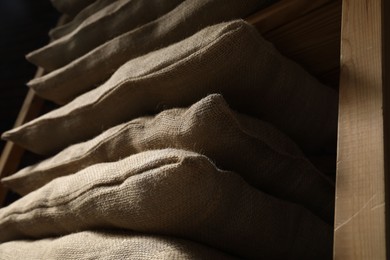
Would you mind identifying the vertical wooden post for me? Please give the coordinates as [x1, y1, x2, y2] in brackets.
[335, 0, 387, 258]
[382, 0, 390, 255]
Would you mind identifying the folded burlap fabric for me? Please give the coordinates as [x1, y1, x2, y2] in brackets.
[28, 0, 279, 103]
[0, 149, 332, 259]
[51, 0, 96, 16]
[8, 21, 337, 155]
[2, 94, 334, 222]
[49, 0, 117, 40]
[0, 230, 236, 259]
[29, 0, 185, 70]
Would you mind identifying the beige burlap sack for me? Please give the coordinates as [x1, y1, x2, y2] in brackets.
[51, 0, 96, 16]
[28, 0, 279, 102]
[0, 230, 236, 260]
[49, 0, 117, 40]
[29, 0, 185, 71]
[0, 149, 332, 259]
[2, 94, 334, 222]
[8, 21, 338, 155]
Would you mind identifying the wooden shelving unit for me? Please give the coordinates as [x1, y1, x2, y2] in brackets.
[1, 0, 388, 258]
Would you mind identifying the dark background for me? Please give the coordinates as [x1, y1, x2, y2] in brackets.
[0, 0, 59, 151]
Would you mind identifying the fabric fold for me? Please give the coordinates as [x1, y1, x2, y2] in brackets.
[28, 0, 279, 101]
[0, 149, 332, 259]
[2, 94, 334, 222]
[49, 0, 117, 40]
[6, 20, 337, 156]
[51, 0, 96, 16]
[0, 230, 236, 259]
[29, 0, 185, 70]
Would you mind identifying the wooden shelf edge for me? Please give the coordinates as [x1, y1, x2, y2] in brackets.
[246, 0, 335, 33]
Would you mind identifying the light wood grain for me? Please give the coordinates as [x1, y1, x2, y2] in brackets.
[334, 0, 386, 258]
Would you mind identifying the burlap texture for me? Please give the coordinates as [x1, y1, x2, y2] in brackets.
[49, 0, 117, 40]
[27, 0, 278, 103]
[2, 94, 334, 222]
[4, 21, 338, 156]
[51, 0, 96, 16]
[0, 230, 236, 259]
[0, 149, 332, 259]
[29, 0, 185, 71]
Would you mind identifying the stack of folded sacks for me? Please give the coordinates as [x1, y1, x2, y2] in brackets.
[0, 0, 338, 259]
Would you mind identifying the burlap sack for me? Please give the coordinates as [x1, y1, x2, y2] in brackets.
[0, 149, 332, 259]
[51, 0, 96, 16]
[0, 230, 236, 259]
[4, 21, 337, 155]
[49, 0, 117, 40]
[28, 0, 279, 102]
[29, 0, 185, 70]
[2, 94, 334, 222]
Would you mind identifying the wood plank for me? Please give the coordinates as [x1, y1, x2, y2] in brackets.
[247, 0, 333, 33]
[334, 0, 387, 258]
[262, 0, 342, 87]
[382, 0, 390, 254]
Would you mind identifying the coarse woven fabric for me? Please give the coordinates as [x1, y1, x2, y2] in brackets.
[0, 230, 236, 260]
[0, 149, 332, 259]
[2, 94, 334, 222]
[49, 0, 278, 41]
[51, 0, 96, 16]
[27, 0, 280, 103]
[29, 0, 185, 71]
[4, 21, 338, 156]
[49, 0, 118, 40]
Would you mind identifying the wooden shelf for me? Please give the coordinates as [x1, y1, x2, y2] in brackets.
[1, 1, 388, 258]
